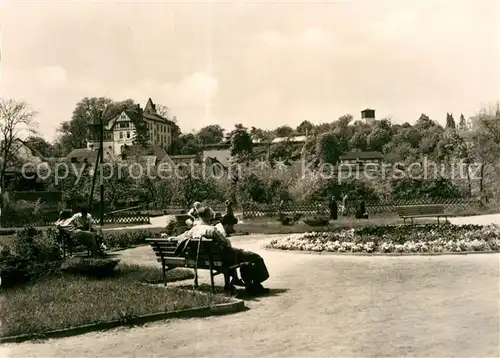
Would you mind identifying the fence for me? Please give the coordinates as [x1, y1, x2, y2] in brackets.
[100, 211, 150, 225]
[162, 203, 227, 215]
[0, 210, 150, 228]
[242, 198, 484, 219]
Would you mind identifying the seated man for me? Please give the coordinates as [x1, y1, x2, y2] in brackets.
[175, 207, 270, 294]
[56, 205, 99, 257]
[221, 200, 238, 235]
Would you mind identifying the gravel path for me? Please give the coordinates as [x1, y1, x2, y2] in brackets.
[2, 220, 500, 357]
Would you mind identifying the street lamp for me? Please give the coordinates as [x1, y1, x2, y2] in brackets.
[88, 108, 106, 226]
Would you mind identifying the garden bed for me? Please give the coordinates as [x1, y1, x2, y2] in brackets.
[0, 264, 230, 338]
[266, 224, 500, 254]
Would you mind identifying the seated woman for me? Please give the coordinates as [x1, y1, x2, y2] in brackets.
[175, 207, 269, 294]
[186, 201, 201, 228]
[56, 205, 99, 257]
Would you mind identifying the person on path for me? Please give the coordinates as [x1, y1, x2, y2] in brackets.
[340, 193, 348, 216]
[175, 207, 269, 294]
[329, 195, 338, 220]
[221, 200, 238, 235]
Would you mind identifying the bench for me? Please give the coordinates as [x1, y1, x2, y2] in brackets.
[396, 204, 448, 225]
[146, 237, 240, 293]
[57, 227, 105, 258]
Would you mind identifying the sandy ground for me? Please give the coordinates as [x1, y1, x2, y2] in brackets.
[2, 216, 500, 357]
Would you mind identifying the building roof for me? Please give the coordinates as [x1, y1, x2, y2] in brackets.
[66, 148, 98, 160]
[361, 108, 375, 113]
[339, 151, 383, 160]
[142, 98, 174, 125]
[202, 142, 231, 150]
[65, 148, 116, 162]
[121, 144, 167, 159]
[170, 154, 199, 164]
[271, 135, 307, 144]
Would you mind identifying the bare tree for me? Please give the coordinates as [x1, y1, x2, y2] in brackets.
[155, 104, 171, 120]
[0, 98, 38, 191]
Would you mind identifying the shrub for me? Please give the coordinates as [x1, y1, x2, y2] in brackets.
[391, 178, 465, 200]
[61, 257, 121, 278]
[0, 226, 63, 288]
[101, 229, 163, 249]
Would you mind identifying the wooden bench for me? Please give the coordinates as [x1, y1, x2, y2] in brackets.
[146, 237, 240, 293]
[57, 227, 105, 258]
[396, 204, 448, 225]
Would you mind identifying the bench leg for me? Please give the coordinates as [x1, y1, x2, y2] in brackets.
[194, 268, 199, 288]
[208, 261, 215, 294]
[162, 260, 167, 287]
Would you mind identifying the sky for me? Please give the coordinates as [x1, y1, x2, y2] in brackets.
[1, 0, 499, 142]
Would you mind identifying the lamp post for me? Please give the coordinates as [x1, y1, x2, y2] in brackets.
[99, 110, 104, 226]
[88, 108, 106, 226]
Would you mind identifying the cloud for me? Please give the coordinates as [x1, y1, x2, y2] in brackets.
[177, 72, 218, 106]
[36, 66, 67, 89]
[256, 28, 333, 48]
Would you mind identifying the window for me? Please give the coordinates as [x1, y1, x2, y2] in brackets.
[119, 132, 123, 139]
[126, 132, 130, 139]
[119, 122, 129, 128]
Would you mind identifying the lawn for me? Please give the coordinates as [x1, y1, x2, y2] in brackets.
[234, 215, 439, 235]
[0, 264, 230, 338]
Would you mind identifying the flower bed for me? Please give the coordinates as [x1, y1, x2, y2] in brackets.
[266, 224, 500, 254]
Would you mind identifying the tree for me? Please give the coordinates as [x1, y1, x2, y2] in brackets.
[24, 136, 55, 158]
[459, 113, 467, 129]
[155, 104, 170, 119]
[0, 99, 38, 191]
[230, 127, 253, 158]
[172, 133, 201, 155]
[445, 113, 456, 129]
[415, 113, 436, 130]
[197, 125, 224, 145]
[315, 132, 340, 165]
[250, 127, 273, 142]
[296, 120, 314, 135]
[274, 125, 294, 138]
[57, 97, 112, 154]
[349, 132, 367, 151]
[57, 97, 136, 154]
[367, 120, 392, 152]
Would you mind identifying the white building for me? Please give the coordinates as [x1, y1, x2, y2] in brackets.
[87, 98, 175, 156]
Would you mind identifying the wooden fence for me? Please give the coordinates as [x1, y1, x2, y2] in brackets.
[242, 198, 484, 218]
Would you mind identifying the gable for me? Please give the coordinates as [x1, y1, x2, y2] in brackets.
[106, 111, 132, 130]
[144, 98, 156, 114]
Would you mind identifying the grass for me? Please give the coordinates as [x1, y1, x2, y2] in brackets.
[0, 264, 230, 338]
[234, 216, 440, 235]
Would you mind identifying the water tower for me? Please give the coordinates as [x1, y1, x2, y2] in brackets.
[361, 108, 375, 125]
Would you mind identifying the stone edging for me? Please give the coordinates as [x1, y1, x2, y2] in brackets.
[0, 299, 245, 344]
[264, 247, 499, 256]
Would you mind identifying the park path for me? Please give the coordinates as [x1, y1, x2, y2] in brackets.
[2, 216, 500, 357]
